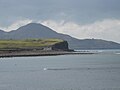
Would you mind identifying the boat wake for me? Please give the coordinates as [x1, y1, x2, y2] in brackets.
[43, 67, 120, 71]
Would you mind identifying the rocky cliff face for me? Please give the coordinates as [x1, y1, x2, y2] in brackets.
[52, 41, 69, 51]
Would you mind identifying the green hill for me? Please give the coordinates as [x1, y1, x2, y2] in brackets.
[0, 39, 65, 50]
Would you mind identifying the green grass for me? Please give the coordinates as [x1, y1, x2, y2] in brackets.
[0, 39, 63, 50]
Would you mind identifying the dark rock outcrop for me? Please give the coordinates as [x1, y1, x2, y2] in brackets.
[52, 41, 69, 51]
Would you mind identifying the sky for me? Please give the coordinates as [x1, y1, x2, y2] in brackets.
[0, 0, 120, 43]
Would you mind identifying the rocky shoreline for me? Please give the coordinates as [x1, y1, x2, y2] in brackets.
[0, 50, 95, 58]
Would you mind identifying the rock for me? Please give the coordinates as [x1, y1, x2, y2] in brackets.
[52, 41, 69, 51]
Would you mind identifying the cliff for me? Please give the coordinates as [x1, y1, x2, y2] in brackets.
[0, 39, 72, 58]
[52, 41, 69, 51]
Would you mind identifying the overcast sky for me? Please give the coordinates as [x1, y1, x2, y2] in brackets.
[0, 0, 120, 43]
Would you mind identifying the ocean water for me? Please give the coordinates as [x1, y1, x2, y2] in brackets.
[0, 50, 120, 90]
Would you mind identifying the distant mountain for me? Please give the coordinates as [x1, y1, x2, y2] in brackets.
[0, 23, 120, 49]
[0, 30, 6, 39]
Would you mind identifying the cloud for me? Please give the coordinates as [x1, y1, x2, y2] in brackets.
[41, 19, 120, 43]
[1, 0, 120, 26]
[0, 19, 32, 32]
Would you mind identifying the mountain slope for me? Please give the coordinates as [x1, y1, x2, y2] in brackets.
[0, 23, 120, 49]
[8, 23, 60, 39]
[0, 30, 6, 39]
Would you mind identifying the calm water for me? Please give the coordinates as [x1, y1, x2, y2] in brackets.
[0, 50, 120, 90]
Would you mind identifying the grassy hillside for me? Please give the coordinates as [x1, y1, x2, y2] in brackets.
[0, 39, 63, 50]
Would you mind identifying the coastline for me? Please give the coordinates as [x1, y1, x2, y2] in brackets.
[0, 50, 95, 58]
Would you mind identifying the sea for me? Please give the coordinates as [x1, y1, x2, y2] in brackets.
[0, 50, 120, 90]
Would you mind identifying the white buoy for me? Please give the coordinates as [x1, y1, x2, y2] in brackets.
[116, 53, 120, 55]
[43, 68, 47, 70]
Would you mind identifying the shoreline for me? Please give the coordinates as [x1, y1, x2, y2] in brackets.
[0, 50, 95, 58]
